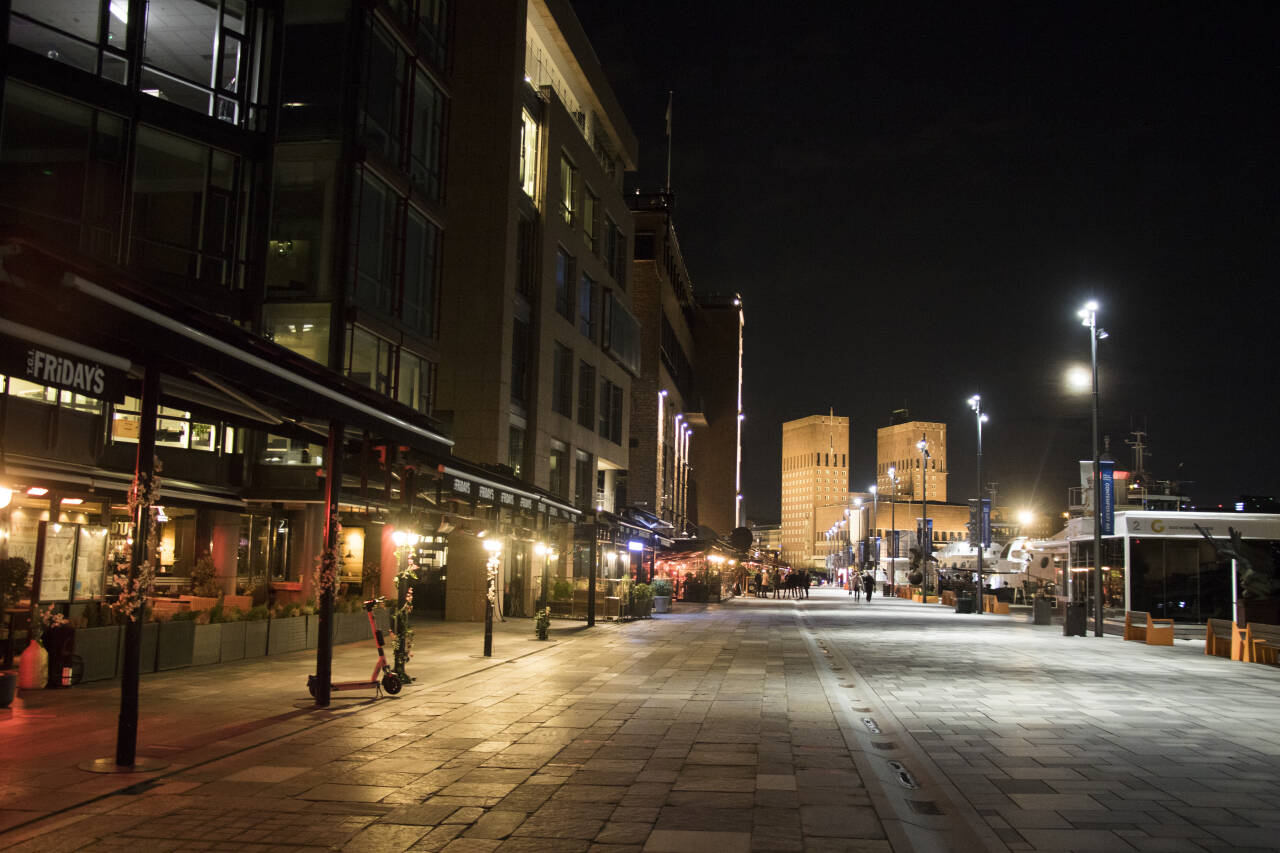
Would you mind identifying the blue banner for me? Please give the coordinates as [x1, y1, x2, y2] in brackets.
[891, 530, 900, 558]
[1099, 460, 1115, 535]
[981, 498, 992, 548]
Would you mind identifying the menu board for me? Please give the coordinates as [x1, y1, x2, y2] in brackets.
[75, 526, 109, 599]
[38, 524, 78, 601]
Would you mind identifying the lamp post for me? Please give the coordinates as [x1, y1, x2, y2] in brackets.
[482, 537, 503, 656]
[917, 435, 930, 594]
[1078, 300, 1108, 637]
[968, 395, 989, 613]
[390, 529, 421, 680]
[888, 465, 897, 592]
[868, 484, 879, 586]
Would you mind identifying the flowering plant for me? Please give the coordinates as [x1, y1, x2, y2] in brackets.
[110, 460, 162, 621]
[391, 548, 419, 662]
[313, 509, 342, 597]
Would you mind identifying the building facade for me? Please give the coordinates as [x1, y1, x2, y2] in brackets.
[876, 418, 948, 502]
[780, 413, 849, 568]
[440, 0, 640, 521]
[687, 293, 745, 538]
[626, 192, 697, 532]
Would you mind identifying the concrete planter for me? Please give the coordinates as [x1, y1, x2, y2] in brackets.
[244, 620, 268, 657]
[305, 614, 319, 649]
[156, 620, 195, 670]
[192, 623, 222, 666]
[137, 622, 158, 673]
[219, 621, 246, 662]
[77, 625, 122, 682]
[267, 615, 307, 655]
[653, 596, 671, 614]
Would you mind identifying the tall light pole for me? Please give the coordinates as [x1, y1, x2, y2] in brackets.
[1078, 300, 1108, 637]
[917, 435, 930, 594]
[968, 395, 989, 614]
[888, 465, 897, 592]
[868, 484, 879, 586]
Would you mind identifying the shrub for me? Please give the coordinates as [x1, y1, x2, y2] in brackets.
[218, 607, 245, 623]
[245, 604, 270, 621]
[189, 554, 221, 597]
[630, 582, 653, 608]
[651, 578, 674, 598]
[0, 556, 31, 609]
[170, 609, 199, 622]
[551, 580, 573, 600]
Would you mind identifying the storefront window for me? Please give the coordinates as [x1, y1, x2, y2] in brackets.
[237, 513, 289, 589]
[260, 434, 323, 465]
[111, 397, 219, 451]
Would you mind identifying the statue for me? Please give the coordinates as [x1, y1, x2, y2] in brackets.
[1196, 524, 1279, 624]
[906, 544, 937, 587]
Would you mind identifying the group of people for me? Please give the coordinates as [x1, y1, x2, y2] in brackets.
[847, 571, 876, 601]
[752, 568, 811, 599]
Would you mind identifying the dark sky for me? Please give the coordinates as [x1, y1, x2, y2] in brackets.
[571, 1, 1280, 523]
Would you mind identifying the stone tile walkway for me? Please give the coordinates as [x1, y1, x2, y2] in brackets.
[3, 589, 1279, 852]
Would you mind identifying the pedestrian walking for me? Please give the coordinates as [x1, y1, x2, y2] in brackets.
[853, 571, 861, 601]
[863, 572, 874, 601]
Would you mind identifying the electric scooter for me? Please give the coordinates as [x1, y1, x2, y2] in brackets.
[307, 597, 402, 697]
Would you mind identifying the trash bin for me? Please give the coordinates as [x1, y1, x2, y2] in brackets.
[954, 590, 977, 614]
[1063, 602, 1087, 636]
[1033, 597, 1054, 625]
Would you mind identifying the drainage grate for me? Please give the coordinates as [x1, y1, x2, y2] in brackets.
[888, 760, 919, 789]
[861, 717, 881, 734]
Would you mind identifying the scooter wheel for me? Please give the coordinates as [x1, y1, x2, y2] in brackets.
[307, 676, 317, 698]
[381, 673, 403, 695]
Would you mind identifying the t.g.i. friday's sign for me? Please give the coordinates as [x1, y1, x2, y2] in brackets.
[1, 333, 127, 403]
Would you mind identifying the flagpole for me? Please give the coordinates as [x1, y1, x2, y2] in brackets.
[665, 90, 673, 193]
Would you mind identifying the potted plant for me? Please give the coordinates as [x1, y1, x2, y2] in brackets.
[534, 607, 551, 641]
[157, 609, 197, 670]
[629, 582, 654, 618]
[652, 578, 673, 613]
[77, 600, 123, 682]
[243, 604, 270, 657]
[549, 580, 573, 616]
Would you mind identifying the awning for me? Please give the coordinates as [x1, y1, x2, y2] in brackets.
[3, 455, 246, 512]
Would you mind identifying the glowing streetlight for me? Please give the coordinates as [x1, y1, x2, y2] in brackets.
[968, 395, 989, 613]
[483, 537, 503, 656]
[1078, 300, 1108, 637]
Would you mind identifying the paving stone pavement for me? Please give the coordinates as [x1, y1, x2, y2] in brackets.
[805, 591, 1280, 853]
[2, 589, 1278, 852]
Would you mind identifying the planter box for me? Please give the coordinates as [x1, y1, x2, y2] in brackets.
[219, 620, 246, 662]
[305, 614, 319, 649]
[77, 625, 122, 682]
[156, 620, 195, 670]
[131, 622, 158, 674]
[244, 620, 268, 657]
[192, 623, 222, 666]
[653, 596, 671, 614]
[337, 611, 373, 645]
[267, 616, 307, 655]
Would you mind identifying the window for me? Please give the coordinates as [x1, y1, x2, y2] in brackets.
[131, 126, 240, 289]
[0, 83, 126, 262]
[577, 362, 596, 428]
[403, 209, 440, 334]
[138, 0, 255, 123]
[558, 155, 577, 225]
[415, 0, 449, 70]
[603, 291, 641, 375]
[578, 274, 597, 341]
[111, 397, 220, 452]
[604, 216, 626, 287]
[548, 442, 569, 499]
[508, 425, 525, 478]
[410, 70, 445, 201]
[266, 159, 334, 295]
[598, 378, 623, 444]
[519, 109, 540, 201]
[347, 325, 395, 395]
[574, 450, 594, 511]
[353, 173, 400, 311]
[552, 342, 573, 417]
[516, 215, 538, 297]
[3, 375, 103, 415]
[263, 302, 331, 365]
[554, 248, 574, 320]
[510, 317, 530, 407]
[10, 0, 128, 82]
[398, 351, 435, 415]
[582, 189, 598, 251]
[361, 26, 406, 164]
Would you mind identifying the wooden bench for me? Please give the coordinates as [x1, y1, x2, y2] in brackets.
[1245, 622, 1280, 665]
[983, 595, 1010, 615]
[1204, 618, 1246, 660]
[1123, 610, 1174, 645]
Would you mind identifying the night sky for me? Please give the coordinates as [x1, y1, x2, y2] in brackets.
[571, 1, 1280, 523]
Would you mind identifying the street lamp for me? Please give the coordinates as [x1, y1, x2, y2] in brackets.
[1078, 300, 1108, 637]
[868, 484, 879, 588]
[968, 395, 989, 613]
[888, 465, 897, 592]
[916, 435, 931, 594]
[390, 529, 422, 680]
[482, 536, 504, 656]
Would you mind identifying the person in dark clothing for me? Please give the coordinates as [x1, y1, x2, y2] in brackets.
[863, 572, 874, 600]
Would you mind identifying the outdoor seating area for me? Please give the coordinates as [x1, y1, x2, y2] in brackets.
[1246, 621, 1280, 665]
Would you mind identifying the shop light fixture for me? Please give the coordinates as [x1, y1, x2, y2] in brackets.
[61, 498, 84, 505]
[627, 540, 644, 552]
[26, 486, 49, 496]
[483, 538, 504, 553]
[534, 542, 548, 555]
[0, 487, 11, 509]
